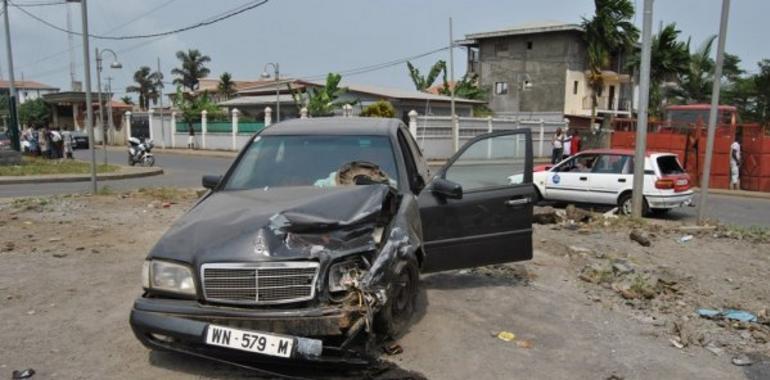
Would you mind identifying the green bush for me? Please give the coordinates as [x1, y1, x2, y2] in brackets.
[360, 100, 396, 118]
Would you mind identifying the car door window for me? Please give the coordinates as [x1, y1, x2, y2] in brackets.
[444, 133, 530, 190]
[592, 154, 628, 174]
[553, 154, 597, 173]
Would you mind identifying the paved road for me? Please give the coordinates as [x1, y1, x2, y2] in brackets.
[1, 149, 768, 227]
[0, 149, 233, 197]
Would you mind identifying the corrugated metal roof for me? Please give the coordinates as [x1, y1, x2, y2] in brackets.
[304, 80, 485, 104]
[218, 94, 297, 107]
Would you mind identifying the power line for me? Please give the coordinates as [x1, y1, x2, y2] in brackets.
[11, 0, 269, 40]
[11, 0, 65, 7]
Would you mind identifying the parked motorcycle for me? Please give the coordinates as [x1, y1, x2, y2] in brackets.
[128, 137, 155, 167]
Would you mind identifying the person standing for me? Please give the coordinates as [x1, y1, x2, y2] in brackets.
[62, 129, 74, 159]
[570, 129, 581, 154]
[551, 128, 564, 164]
[730, 136, 742, 190]
[562, 129, 573, 160]
[49, 128, 62, 159]
[39, 128, 50, 159]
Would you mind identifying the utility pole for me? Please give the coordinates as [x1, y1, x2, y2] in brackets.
[157, 57, 165, 149]
[697, 0, 731, 223]
[106, 77, 114, 151]
[3, 0, 20, 151]
[66, 2, 77, 89]
[448, 17, 457, 152]
[69, 0, 98, 193]
[631, 0, 654, 217]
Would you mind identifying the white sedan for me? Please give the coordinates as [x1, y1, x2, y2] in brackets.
[522, 149, 694, 215]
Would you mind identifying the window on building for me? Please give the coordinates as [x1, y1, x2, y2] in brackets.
[494, 82, 509, 95]
[573, 81, 579, 95]
[527, 41, 533, 50]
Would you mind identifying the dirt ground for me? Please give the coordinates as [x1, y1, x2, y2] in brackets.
[0, 190, 769, 379]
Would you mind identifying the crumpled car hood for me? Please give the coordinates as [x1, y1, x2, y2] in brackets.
[148, 185, 396, 266]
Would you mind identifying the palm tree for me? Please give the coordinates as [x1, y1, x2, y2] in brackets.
[171, 49, 211, 91]
[120, 95, 134, 105]
[406, 60, 448, 92]
[581, 0, 639, 127]
[126, 66, 155, 110]
[669, 36, 745, 105]
[218, 72, 236, 100]
[150, 69, 164, 106]
[306, 73, 349, 117]
[627, 23, 690, 115]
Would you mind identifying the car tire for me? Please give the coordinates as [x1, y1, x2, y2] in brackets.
[374, 254, 419, 339]
[618, 193, 649, 216]
[533, 187, 543, 204]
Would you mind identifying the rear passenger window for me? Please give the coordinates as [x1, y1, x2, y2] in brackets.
[592, 155, 628, 174]
[657, 156, 685, 175]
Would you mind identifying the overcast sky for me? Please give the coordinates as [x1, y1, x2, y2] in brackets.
[4, 0, 768, 98]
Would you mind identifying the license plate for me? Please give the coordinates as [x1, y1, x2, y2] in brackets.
[205, 325, 294, 358]
[676, 179, 688, 186]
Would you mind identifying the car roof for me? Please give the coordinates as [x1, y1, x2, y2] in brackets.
[579, 148, 674, 158]
[259, 117, 403, 136]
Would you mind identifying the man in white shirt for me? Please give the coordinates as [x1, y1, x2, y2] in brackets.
[562, 130, 573, 160]
[730, 137, 741, 190]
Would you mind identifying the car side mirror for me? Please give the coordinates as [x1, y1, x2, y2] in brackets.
[202, 175, 222, 190]
[431, 177, 463, 199]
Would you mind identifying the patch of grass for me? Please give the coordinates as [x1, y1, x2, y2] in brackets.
[718, 225, 770, 244]
[0, 157, 118, 176]
[12, 197, 51, 212]
[629, 275, 658, 299]
[135, 187, 197, 202]
[96, 185, 115, 196]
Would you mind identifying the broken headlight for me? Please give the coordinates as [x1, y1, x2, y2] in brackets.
[328, 259, 366, 293]
[142, 260, 196, 296]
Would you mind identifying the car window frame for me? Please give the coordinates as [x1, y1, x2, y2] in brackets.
[552, 153, 598, 173]
[396, 128, 424, 193]
[590, 154, 630, 175]
[438, 130, 533, 195]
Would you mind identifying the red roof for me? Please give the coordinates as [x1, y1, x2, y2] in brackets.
[0, 79, 59, 90]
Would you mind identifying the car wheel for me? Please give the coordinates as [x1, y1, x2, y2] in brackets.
[533, 187, 543, 204]
[618, 193, 649, 216]
[374, 255, 419, 339]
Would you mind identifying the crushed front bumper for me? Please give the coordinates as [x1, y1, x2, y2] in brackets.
[129, 296, 370, 365]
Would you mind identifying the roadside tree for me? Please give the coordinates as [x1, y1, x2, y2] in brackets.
[360, 100, 396, 118]
[172, 49, 211, 91]
[19, 98, 51, 128]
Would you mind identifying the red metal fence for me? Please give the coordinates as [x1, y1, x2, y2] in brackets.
[610, 120, 770, 191]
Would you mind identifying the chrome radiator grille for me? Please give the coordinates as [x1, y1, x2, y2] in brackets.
[201, 262, 319, 305]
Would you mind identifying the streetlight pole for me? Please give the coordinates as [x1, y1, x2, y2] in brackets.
[3, 0, 20, 151]
[261, 63, 279, 122]
[95, 47, 122, 166]
[68, 0, 97, 193]
[697, 0, 731, 223]
[631, 0, 654, 217]
[106, 76, 114, 149]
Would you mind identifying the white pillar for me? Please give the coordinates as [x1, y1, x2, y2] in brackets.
[265, 106, 272, 127]
[125, 111, 132, 142]
[344, 104, 353, 117]
[300, 107, 308, 119]
[148, 109, 155, 142]
[452, 114, 460, 153]
[538, 119, 545, 158]
[408, 110, 418, 138]
[201, 110, 208, 149]
[486, 115, 494, 159]
[170, 111, 176, 149]
[231, 108, 239, 151]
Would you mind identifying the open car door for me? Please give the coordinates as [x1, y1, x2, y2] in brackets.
[418, 130, 534, 273]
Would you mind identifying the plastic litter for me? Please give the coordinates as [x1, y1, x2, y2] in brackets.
[678, 235, 694, 243]
[697, 308, 758, 323]
[516, 339, 533, 349]
[496, 331, 516, 342]
[12, 368, 35, 379]
[732, 354, 755, 366]
[383, 343, 403, 356]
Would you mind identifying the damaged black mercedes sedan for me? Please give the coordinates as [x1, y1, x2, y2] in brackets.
[130, 117, 534, 366]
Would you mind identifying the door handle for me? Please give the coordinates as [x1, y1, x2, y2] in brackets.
[505, 197, 531, 207]
[579, 177, 588, 181]
[618, 178, 627, 183]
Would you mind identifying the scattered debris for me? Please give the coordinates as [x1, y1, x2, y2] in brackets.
[383, 343, 403, 356]
[2, 241, 15, 252]
[629, 230, 651, 247]
[568, 246, 592, 256]
[669, 338, 685, 349]
[732, 354, 755, 366]
[565, 204, 593, 223]
[678, 225, 716, 233]
[496, 331, 516, 342]
[611, 260, 634, 275]
[11, 368, 35, 379]
[48, 237, 62, 242]
[516, 339, 533, 349]
[704, 343, 723, 356]
[678, 235, 694, 243]
[697, 308, 758, 323]
[52, 253, 67, 258]
[533, 206, 561, 224]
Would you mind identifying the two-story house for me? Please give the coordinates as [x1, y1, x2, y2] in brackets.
[458, 20, 634, 127]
